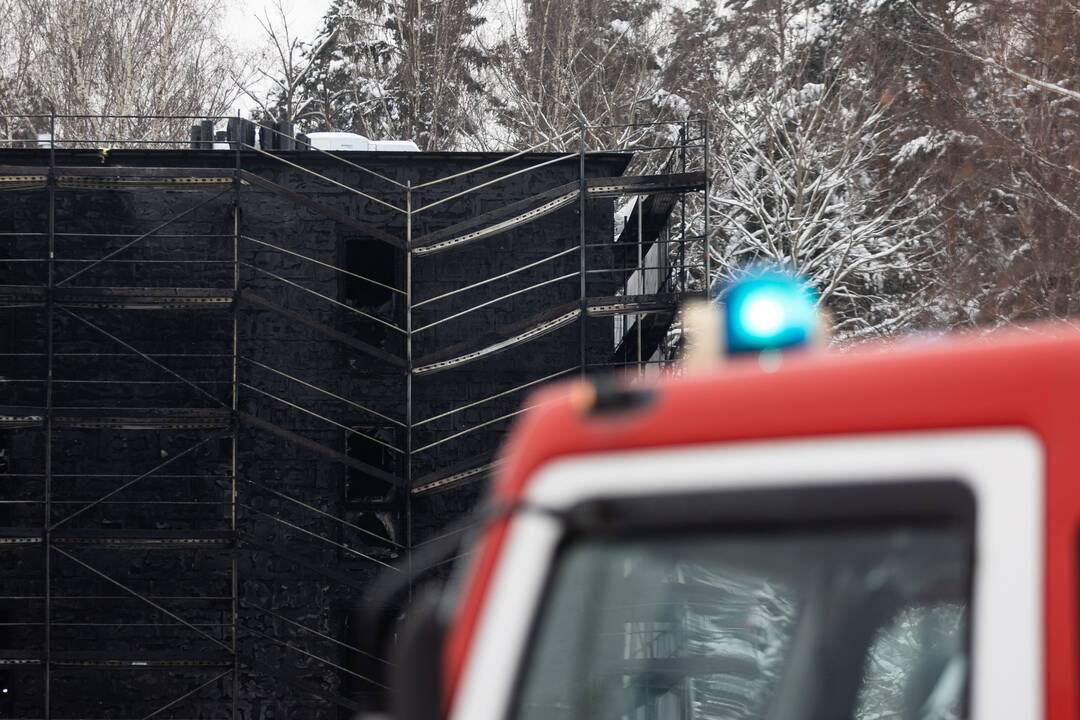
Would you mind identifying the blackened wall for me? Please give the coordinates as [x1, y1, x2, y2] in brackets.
[0, 147, 629, 719]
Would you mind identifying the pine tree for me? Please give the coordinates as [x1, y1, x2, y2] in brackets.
[480, 0, 668, 149]
[290, 0, 487, 150]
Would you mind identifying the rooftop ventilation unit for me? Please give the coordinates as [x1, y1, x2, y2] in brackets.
[307, 131, 419, 152]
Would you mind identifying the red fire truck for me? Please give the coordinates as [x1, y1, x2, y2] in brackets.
[382, 275, 1076, 720]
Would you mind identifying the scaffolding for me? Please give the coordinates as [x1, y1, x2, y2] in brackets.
[0, 113, 708, 718]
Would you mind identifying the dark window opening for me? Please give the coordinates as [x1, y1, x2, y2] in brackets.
[345, 425, 402, 508]
[340, 235, 401, 317]
[339, 235, 403, 352]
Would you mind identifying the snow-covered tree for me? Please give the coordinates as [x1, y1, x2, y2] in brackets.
[0, 0, 42, 142]
[238, 0, 329, 127]
[710, 80, 934, 339]
[889, 0, 1080, 329]
[657, 1, 933, 339]
[286, 0, 487, 150]
[475, 0, 673, 150]
[4, 0, 242, 143]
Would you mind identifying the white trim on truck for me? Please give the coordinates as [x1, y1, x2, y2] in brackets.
[450, 429, 1044, 720]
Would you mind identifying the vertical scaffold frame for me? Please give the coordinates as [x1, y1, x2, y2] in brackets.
[0, 111, 709, 718]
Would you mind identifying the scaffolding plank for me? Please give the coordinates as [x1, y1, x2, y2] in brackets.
[411, 453, 500, 496]
[0, 175, 47, 191]
[236, 411, 403, 487]
[50, 649, 233, 669]
[413, 301, 581, 375]
[0, 406, 45, 429]
[0, 651, 234, 671]
[586, 293, 681, 317]
[55, 286, 234, 310]
[586, 171, 706, 198]
[0, 649, 43, 665]
[239, 170, 403, 248]
[0, 165, 234, 190]
[0, 527, 43, 546]
[0, 165, 235, 179]
[52, 528, 234, 549]
[409, 172, 702, 256]
[53, 407, 231, 430]
[238, 291, 406, 369]
[58, 176, 232, 190]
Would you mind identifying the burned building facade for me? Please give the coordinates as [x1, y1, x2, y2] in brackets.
[0, 126, 706, 718]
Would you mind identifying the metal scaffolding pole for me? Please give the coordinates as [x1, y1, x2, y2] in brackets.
[703, 119, 711, 296]
[638, 193, 644, 373]
[231, 133, 242, 720]
[405, 180, 414, 598]
[680, 121, 688, 296]
[579, 120, 588, 376]
[44, 108, 55, 720]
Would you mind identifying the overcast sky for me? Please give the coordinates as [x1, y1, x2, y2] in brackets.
[221, 0, 333, 115]
[225, 0, 333, 51]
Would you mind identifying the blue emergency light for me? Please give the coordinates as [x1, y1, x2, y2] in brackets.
[720, 270, 819, 355]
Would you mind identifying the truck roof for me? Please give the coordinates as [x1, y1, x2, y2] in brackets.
[496, 325, 1080, 502]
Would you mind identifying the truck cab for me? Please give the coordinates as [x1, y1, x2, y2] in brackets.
[389, 325, 1080, 720]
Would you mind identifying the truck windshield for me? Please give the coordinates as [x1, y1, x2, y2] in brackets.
[513, 525, 970, 720]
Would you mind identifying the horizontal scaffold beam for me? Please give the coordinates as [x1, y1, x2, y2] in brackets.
[0, 164, 234, 190]
[586, 292, 681, 317]
[411, 453, 500, 495]
[54, 407, 232, 431]
[0, 406, 232, 430]
[0, 528, 233, 548]
[56, 286, 234, 310]
[0, 649, 234, 668]
[586, 171, 705, 198]
[0, 405, 45, 429]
